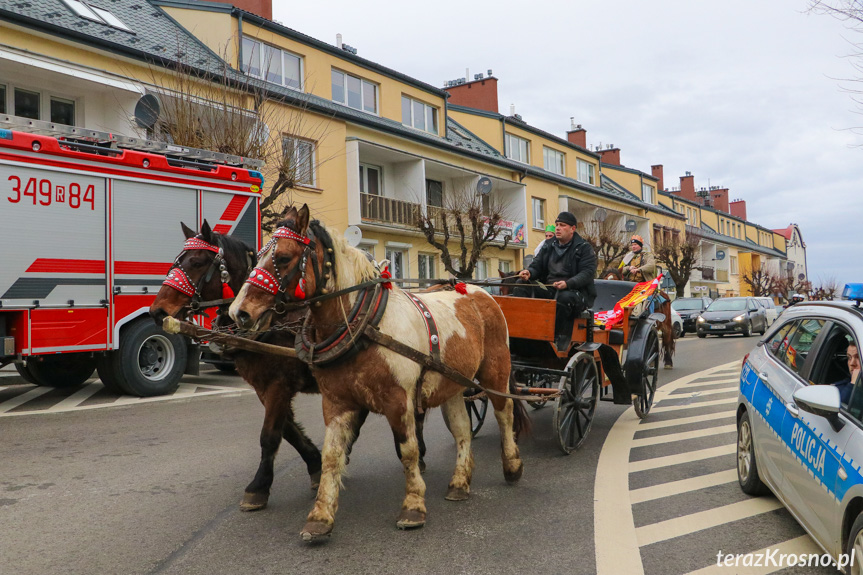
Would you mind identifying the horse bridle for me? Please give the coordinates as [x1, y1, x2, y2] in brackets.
[163, 236, 237, 311]
[245, 226, 332, 314]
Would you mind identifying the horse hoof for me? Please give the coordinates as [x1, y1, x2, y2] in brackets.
[445, 486, 470, 501]
[419, 459, 427, 474]
[240, 492, 269, 512]
[504, 461, 524, 484]
[301, 520, 333, 541]
[396, 509, 426, 530]
[664, 365, 674, 370]
[310, 470, 322, 491]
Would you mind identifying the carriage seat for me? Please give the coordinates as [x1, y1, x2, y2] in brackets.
[589, 280, 635, 346]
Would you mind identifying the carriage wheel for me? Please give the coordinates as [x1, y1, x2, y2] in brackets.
[553, 352, 599, 455]
[526, 373, 550, 410]
[633, 329, 659, 419]
[464, 390, 489, 437]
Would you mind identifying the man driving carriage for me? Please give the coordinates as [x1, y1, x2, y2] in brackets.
[514, 211, 597, 350]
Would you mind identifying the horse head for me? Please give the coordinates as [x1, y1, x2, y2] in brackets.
[149, 220, 253, 326]
[497, 268, 520, 296]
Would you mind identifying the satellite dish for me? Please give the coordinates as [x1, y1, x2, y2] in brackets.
[476, 177, 493, 196]
[786, 261, 795, 272]
[594, 208, 608, 223]
[134, 94, 161, 130]
[715, 250, 726, 261]
[344, 226, 363, 248]
[625, 219, 637, 232]
[798, 273, 806, 281]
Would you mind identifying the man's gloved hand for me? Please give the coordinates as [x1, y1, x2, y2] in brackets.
[553, 280, 567, 290]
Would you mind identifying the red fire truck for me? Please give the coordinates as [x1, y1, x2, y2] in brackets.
[0, 115, 262, 396]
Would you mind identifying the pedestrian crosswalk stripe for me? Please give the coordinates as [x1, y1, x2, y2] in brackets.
[670, 387, 738, 398]
[635, 498, 784, 546]
[631, 424, 737, 447]
[49, 382, 102, 411]
[636, 410, 737, 431]
[681, 535, 822, 575]
[0, 387, 53, 414]
[630, 469, 738, 504]
[651, 396, 738, 412]
[630, 444, 736, 472]
[685, 376, 739, 385]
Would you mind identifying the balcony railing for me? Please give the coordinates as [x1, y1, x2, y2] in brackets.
[701, 266, 715, 281]
[361, 193, 421, 228]
[716, 269, 729, 282]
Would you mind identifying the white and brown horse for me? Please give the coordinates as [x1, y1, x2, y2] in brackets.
[229, 205, 528, 540]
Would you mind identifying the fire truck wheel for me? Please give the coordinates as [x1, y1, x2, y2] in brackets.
[25, 354, 97, 388]
[106, 319, 188, 397]
[15, 363, 38, 384]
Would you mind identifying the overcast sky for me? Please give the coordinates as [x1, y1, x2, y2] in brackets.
[275, 0, 861, 290]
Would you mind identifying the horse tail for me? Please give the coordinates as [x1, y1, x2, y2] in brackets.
[509, 373, 532, 441]
[659, 300, 675, 367]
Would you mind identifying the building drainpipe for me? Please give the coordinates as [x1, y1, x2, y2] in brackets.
[237, 12, 244, 71]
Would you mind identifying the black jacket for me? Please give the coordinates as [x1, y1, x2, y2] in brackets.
[528, 233, 597, 305]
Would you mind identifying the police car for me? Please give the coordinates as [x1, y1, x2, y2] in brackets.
[738, 284, 863, 571]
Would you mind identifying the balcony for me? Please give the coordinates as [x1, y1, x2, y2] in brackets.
[360, 193, 421, 228]
[716, 269, 729, 282]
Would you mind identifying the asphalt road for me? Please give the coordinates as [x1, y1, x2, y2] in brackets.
[1, 334, 756, 575]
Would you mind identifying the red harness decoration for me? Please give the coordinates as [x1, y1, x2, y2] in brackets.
[272, 227, 312, 245]
[163, 267, 196, 297]
[182, 237, 220, 253]
[246, 267, 280, 295]
[380, 265, 393, 290]
[454, 282, 467, 295]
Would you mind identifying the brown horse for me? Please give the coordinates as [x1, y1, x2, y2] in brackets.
[149, 221, 388, 513]
[500, 267, 676, 368]
[230, 205, 528, 541]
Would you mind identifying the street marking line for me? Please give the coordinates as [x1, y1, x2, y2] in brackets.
[636, 410, 737, 431]
[635, 498, 784, 546]
[49, 382, 103, 411]
[631, 424, 737, 447]
[670, 387, 738, 397]
[682, 535, 822, 574]
[595, 359, 741, 575]
[630, 444, 736, 472]
[651, 397, 738, 412]
[630, 469, 738, 504]
[685, 376, 739, 385]
[0, 387, 53, 413]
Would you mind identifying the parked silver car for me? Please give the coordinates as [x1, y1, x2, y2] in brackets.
[756, 297, 779, 327]
[696, 297, 768, 338]
[737, 290, 863, 570]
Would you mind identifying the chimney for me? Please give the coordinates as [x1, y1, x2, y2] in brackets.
[567, 121, 587, 148]
[678, 172, 696, 201]
[711, 188, 729, 213]
[651, 164, 664, 192]
[336, 33, 342, 48]
[730, 199, 747, 220]
[211, 0, 271, 19]
[444, 75, 499, 113]
[598, 147, 621, 166]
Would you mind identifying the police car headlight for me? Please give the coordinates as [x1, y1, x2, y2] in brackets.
[733, 314, 745, 322]
[697, 316, 705, 323]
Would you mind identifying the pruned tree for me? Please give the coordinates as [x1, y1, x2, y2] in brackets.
[740, 263, 782, 297]
[579, 218, 631, 277]
[131, 40, 338, 234]
[810, 275, 842, 300]
[417, 186, 511, 279]
[776, 274, 812, 301]
[653, 233, 701, 295]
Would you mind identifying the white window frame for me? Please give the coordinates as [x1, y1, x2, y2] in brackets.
[332, 69, 378, 114]
[505, 133, 530, 164]
[3, 83, 77, 125]
[730, 255, 738, 275]
[542, 146, 565, 176]
[499, 260, 512, 273]
[401, 95, 438, 134]
[532, 197, 545, 230]
[577, 159, 596, 185]
[642, 183, 654, 204]
[241, 36, 303, 91]
[474, 259, 488, 280]
[60, 0, 131, 31]
[385, 248, 407, 279]
[359, 163, 383, 196]
[418, 253, 436, 286]
[282, 135, 316, 188]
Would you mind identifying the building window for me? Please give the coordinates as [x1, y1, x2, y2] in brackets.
[14, 88, 40, 120]
[357, 243, 375, 258]
[504, 133, 529, 163]
[241, 37, 303, 90]
[418, 253, 435, 286]
[474, 259, 488, 280]
[359, 164, 382, 196]
[50, 97, 75, 125]
[332, 70, 377, 114]
[730, 255, 738, 275]
[426, 179, 443, 208]
[499, 260, 512, 273]
[642, 183, 654, 204]
[577, 159, 596, 185]
[385, 248, 406, 279]
[282, 136, 315, 187]
[543, 147, 565, 175]
[532, 197, 545, 229]
[0, 84, 6, 114]
[60, 0, 131, 31]
[401, 96, 438, 134]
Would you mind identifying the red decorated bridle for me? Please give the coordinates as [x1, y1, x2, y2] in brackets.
[163, 236, 235, 309]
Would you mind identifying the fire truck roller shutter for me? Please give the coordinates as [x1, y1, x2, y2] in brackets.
[200, 191, 257, 249]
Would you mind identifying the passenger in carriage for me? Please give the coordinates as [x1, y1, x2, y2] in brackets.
[514, 211, 597, 350]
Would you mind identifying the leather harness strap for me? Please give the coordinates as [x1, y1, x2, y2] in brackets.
[405, 292, 441, 414]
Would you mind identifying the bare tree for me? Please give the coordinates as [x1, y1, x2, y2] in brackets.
[133, 42, 338, 234]
[740, 263, 782, 297]
[579, 218, 631, 277]
[653, 233, 701, 295]
[810, 275, 842, 300]
[417, 187, 511, 279]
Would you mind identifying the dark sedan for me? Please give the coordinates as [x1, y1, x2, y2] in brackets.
[696, 297, 768, 338]
[671, 297, 713, 334]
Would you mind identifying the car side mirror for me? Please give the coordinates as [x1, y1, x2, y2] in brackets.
[793, 386, 844, 432]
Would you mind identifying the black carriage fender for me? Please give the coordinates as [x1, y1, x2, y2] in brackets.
[623, 319, 658, 397]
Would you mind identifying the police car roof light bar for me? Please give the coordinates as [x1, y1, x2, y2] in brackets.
[842, 284, 863, 307]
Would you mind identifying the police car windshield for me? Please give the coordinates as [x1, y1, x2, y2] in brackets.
[672, 299, 702, 311]
[707, 299, 746, 312]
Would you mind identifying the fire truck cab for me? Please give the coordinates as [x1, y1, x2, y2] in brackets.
[0, 115, 262, 396]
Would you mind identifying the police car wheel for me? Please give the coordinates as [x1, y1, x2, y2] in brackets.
[847, 513, 863, 575]
[737, 411, 769, 495]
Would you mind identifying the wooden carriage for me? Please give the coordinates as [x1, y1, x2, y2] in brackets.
[465, 279, 662, 454]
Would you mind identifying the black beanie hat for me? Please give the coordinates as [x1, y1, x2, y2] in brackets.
[555, 211, 578, 226]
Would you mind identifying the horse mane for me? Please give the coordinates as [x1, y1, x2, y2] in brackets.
[207, 230, 253, 268]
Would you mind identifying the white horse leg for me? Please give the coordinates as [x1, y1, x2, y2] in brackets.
[300, 409, 360, 541]
[386, 406, 427, 529]
[492, 398, 524, 483]
[440, 393, 474, 501]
